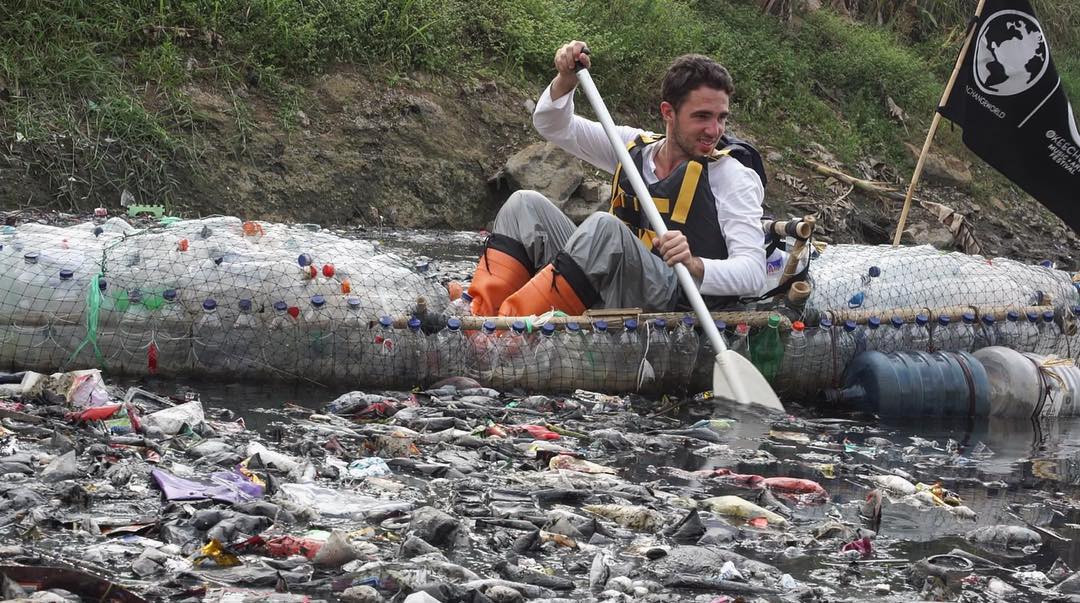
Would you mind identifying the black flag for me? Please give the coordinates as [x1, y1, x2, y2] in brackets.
[938, 0, 1080, 232]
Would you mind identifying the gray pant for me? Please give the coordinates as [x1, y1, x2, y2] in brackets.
[492, 190, 680, 312]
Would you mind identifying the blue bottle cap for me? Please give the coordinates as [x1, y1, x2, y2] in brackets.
[681, 316, 695, 327]
[273, 300, 288, 312]
[981, 314, 995, 325]
[820, 318, 832, 328]
[843, 320, 857, 332]
[868, 316, 881, 329]
[347, 296, 361, 307]
[714, 319, 726, 331]
[938, 315, 951, 325]
[962, 312, 975, 323]
[408, 318, 421, 330]
[567, 322, 581, 332]
[511, 320, 526, 333]
[203, 299, 217, 311]
[847, 291, 865, 309]
[239, 299, 252, 311]
[163, 289, 177, 301]
[23, 252, 38, 263]
[653, 318, 666, 329]
[311, 294, 325, 307]
[594, 320, 608, 332]
[93, 226, 104, 237]
[1073, 305, 1080, 316]
[379, 316, 393, 328]
[1007, 310, 1019, 321]
[625, 319, 638, 331]
[1043, 310, 1055, 321]
[541, 323, 555, 336]
[1026, 311, 1039, 322]
[128, 290, 142, 303]
[916, 314, 928, 325]
[447, 318, 462, 330]
[297, 253, 313, 267]
[890, 316, 904, 328]
[482, 319, 497, 333]
[1039, 259, 1054, 268]
[59, 269, 74, 280]
[461, 292, 473, 302]
[868, 266, 881, 278]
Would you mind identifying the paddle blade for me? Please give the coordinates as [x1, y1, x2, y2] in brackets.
[713, 350, 785, 413]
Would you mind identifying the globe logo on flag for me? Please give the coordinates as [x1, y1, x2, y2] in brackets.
[973, 9, 1049, 96]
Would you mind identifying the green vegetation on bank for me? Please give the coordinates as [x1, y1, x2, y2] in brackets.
[1, 0, 1077, 208]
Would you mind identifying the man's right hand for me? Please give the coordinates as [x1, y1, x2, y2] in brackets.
[549, 41, 590, 101]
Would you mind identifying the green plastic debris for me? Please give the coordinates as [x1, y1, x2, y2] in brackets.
[127, 204, 166, 218]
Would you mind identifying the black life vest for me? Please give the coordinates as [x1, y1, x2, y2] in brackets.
[608, 133, 766, 309]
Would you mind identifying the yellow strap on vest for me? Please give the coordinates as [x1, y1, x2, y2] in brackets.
[671, 161, 702, 224]
[640, 228, 656, 251]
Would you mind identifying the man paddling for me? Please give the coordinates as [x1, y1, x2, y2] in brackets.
[451, 41, 767, 317]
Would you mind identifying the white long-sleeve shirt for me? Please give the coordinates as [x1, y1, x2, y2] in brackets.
[532, 84, 766, 298]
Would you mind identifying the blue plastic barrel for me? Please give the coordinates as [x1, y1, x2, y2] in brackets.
[823, 351, 991, 417]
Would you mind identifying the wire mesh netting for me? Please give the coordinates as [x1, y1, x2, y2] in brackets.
[0, 216, 1078, 400]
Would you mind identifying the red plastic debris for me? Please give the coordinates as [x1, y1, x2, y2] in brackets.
[322, 263, 335, 278]
[841, 536, 873, 558]
[516, 424, 561, 440]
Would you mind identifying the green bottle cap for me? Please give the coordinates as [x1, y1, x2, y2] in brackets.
[768, 314, 781, 327]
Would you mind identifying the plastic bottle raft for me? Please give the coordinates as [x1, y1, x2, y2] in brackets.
[1, 215, 1079, 411]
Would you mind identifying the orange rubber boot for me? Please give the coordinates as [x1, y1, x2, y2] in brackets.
[498, 255, 597, 317]
[466, 235, 533, 316]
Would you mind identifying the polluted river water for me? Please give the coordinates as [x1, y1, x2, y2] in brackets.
[2, 227, 1080, 603]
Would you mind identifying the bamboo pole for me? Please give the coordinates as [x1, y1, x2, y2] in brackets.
[781, 216, 815, 285]
[891, 0, 988, 247]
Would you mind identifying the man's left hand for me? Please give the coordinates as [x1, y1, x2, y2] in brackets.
[656, 230, 704, 281]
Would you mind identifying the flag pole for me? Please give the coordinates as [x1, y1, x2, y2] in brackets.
[892, 0, 988, 246]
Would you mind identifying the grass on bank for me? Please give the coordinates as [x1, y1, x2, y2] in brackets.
[0, 0, 1076, 209]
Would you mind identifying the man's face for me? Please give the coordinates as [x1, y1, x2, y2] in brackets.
[661, 86, 730, 159]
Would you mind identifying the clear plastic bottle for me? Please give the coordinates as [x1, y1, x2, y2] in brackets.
[996, 310, 1022, 350]
[693, 319, 727, 392]
[864, 316, 883, 352]
[192, 299, 227, 374]
[877, 316, 905, 354]
[808, 318, 837, 388]
[974, 314, 996, 351]
[527, 322, 557, 391]
[614, 318, 643, 391]
[434, 317, 469, 381]
[151, 288, 191, 376]
[228, 299, 261, 374]
[1020, 311, 1041, 352]
[301, 295, 333, 377]
[553, 321, 586, 392]
[337, 296, 366, 382]
[778, 320, 807, 393]
[1036, 310, 1062, 356]
[669, 316, 699, 393]
[643, 318, 670, 392]
[837, 320, 858, 367]
[446, 291, 473, 318]
[730, 323, 751, 360]
[116, 290, 153, 374]
[403, 317, 427, 386]
[584, 320, 611, 391]
[956, 312, 977, 353]
[371, 315, 403, 387]
[266, 300, 299, 377]
[468, 319, 500, 385]
[903, 314, 931, 352]
[495, 320, 529, 390]
[932, 315, 954, 352]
